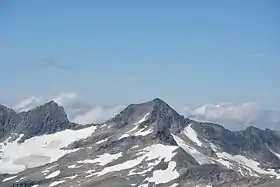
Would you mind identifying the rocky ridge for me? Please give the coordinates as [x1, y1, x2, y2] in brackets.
[1, 98, 280, 187]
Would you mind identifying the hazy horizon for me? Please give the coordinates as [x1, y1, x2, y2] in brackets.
[1, 1, 279, 109]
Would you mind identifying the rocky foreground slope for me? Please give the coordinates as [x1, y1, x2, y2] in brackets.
[1, 98, 280, 187]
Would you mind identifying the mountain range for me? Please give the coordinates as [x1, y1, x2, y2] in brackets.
[1, 98, 280, 187]
[11, 93, 280, 130]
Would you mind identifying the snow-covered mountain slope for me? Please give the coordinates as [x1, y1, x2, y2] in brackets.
[0, 125, 96, 174]
[2, 99, 280, 187]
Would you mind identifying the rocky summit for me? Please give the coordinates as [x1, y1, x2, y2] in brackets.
[1, 99, 280, 187]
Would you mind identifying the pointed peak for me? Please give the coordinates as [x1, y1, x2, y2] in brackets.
[21, 100, 63, 113]
[149, 98, 167, 105]
[152, 97, 165, 103]
[45, 100, 59, 106]
[0, 104, 16, 113]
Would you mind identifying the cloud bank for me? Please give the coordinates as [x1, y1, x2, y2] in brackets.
[72, 105, 125, 125]
[181, 102, 280, 130]
[13, 93, 280, 130]
[13, 92, 125, 125]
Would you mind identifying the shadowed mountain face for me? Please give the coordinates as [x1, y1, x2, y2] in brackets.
[1, 98, 280, 187]
[107, 98, 189, 144]
[0, 101, 71, 141]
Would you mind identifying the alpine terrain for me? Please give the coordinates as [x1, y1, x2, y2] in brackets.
[1, 98, 280, 187]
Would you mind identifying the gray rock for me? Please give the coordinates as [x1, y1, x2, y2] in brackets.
[0, 101, 71, 142]
[2, 98, 280, 187]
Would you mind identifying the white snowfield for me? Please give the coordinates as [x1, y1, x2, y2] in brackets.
[172, 134, 213, 164]
[95, 137, 109, 144]
[146, 161, 179, 184]
[0, 126, 97, 174]
[118, 113, 153, 140]
[2, 175, 17, 182]
[215, 151, 280, 179]
[49, 180, 66, 187]
[136, 113, 150, 124]
[77, 152, 123, 166]
[174, 127, 280, 179]
[184, 124, 203, 147]
[46, 170, 60, 179]
[82, 144, 180, 185]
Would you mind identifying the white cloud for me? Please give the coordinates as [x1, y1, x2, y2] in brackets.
[192, 102, 261, 122]
[13, 96, 42, 112]
[181, 102, 280, 130]
[13, 95, 280, 130]
[13, 92, 125, 125]
[72, 105, 125, 125]
[13, 92, 78, 112]
[52, 92, 77, 106]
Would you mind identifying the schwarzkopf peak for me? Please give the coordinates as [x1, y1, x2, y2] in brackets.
[1, 98, 280, 187]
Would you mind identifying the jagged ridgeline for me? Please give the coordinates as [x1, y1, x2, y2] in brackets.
[1, 99, 280, 187]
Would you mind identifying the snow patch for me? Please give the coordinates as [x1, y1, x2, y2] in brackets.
[146, 161, 179, 184]
[184, 124, 203, 146]
[92, 144, 178, 177]
[68, 164, 76, 169]
[270, 149, 280, 159]
[45, 170, 60, 179]
[96, 138, 109, 144]
[118, 134, 129, 140]
[0, 126, 97, 174]
[215, 151, 280, 178]
[136, 113, 150, 124]
[2, 175, 17, 182]
[49, 180, 66, 187]
[172, 134, 213, 164]
[16, 176, 26, 182]
[64, 174, 78, 180]
[118, 113, 152, 140]
[77, 152, 122, 166]
[134, 128, 153, 136]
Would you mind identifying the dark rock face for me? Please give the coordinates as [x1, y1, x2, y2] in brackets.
[180, 164, 241, 184]
[0, 105, 20, 141]
[2, 98, 280, 187]
[191, 121, 280, 169]
[17, 101, 70, 140]
[108, 98, 188, 144]
[0, 101, 71, 141]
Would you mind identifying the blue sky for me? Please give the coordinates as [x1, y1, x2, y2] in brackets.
[1, 0, 279, 108]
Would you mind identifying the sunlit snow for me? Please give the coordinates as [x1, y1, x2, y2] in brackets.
[0, 126, 97, 174]
[45, 170, 60, 179]
[136, 113, 150, 124]
[146, 161, 179, 184]
[49, 180, 66, 187]
[184, 124, 203, 146]
[2, 175, 17, 182]
[210, 144, 280, 178]
[95, 138, 109, 144]
[87, 144, 178, 178]
[172, 134, 213, 164]
[77, 152, 122, 166]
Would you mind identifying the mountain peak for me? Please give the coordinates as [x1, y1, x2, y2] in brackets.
[41, 100, 59, 107]
[151, 97, 166, 104]
[107, 98, 188, 144]
[16, 100, 71, 140]
[0, 100, 71, 141]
